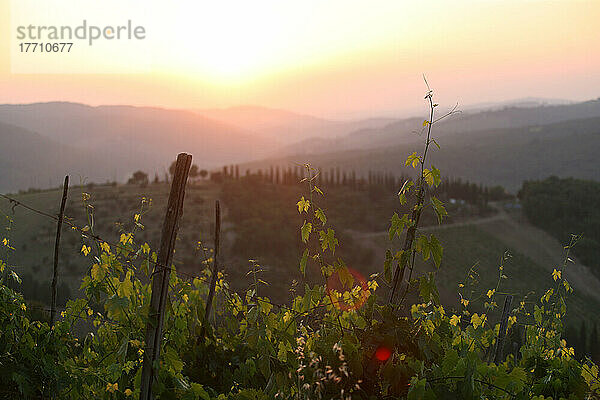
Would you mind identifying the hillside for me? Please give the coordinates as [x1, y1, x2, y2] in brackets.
[0, 102, 276, 191]
[0, 181, 220, 302]
[1, 99, 599, 193]
[520, 177, 600, 274]
[351, 203, 600, 327]
[3, 177, 599, 327]
[0, 121, 111, 193]
[242, 116, 600, 192]
[285, 99, 600, 155]
[196, 105, 395, 145]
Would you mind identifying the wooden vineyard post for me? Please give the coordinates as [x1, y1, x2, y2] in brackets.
[199, 200, 221, 340]
[494, 294, 514, 364]
[50, 175, 69, 325]
[140, 153, 192, 400]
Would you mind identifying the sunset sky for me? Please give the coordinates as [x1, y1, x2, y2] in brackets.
[1, 0, 599, 119]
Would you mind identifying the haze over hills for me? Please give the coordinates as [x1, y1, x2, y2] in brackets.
[0, 102, 395, 192]
[461, 97, 574, 112]
[0, 102, 278, 191]
[0, 120, 109, 192]
[0, 98, 599, 193]
[242, 114, 600, 192]
[195, 105, 396, 145]
[283, 99, 600, 155]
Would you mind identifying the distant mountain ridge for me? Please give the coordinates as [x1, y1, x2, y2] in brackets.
[462, 97, 574, 112]
[0, 98, 598, 193]
[0, 120, 109, 192]
[195, 105, 396, 145]
[241, 115, 600, 192]
[282, 98, 600, 155]
[0, 102, 277, 191]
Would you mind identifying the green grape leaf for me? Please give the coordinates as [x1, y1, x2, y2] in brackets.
[315, 208, 327, 225]
[299, 248, 309, 275]
[431, 196, 448, 224]
[429, 235, 443, 269]
[301, 220, 312, 243]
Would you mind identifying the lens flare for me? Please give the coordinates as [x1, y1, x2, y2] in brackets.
[375, 346, 392, 362]
[325, 267, 369, 311]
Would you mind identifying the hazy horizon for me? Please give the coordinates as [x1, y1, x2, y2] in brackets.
[0, 95, 591, 122]
[1, 0, 599, 119]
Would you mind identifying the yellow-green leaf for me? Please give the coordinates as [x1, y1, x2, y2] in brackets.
[449, 314, 461, 327]
[81, 245, 91, 256]
[424, 169, 434, 187]
[301, 221, 312, 243]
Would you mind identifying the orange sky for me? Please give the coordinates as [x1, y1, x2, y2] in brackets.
[1, 0, 599, 119]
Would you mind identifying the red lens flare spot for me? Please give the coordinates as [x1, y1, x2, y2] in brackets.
[375, 346, 392, 362]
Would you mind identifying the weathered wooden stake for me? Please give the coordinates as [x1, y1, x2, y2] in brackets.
[50, 176, 69, 325]
[140, 153, 192, 400]
[494, 294, 514, 364]
[200, 200, 221, 339]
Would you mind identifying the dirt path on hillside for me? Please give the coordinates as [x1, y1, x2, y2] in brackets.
[354, 212, 507, 240]
[348, 204, 600, 302]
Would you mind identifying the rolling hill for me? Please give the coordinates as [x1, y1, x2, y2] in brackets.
[240, 116, 600, 192]
[0, 120, 112, 192]
[196, 105, 396, 145]
[0, 102, 277, 191]
[4, 179, 598, 328]
[1, 99, 599, 193]
[284, 98, 600, 155]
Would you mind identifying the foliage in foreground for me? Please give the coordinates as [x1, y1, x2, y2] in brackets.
[2, 89, 600, 399]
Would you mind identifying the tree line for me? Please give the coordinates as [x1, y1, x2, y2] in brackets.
[127, 162, 208, 186]
[212, 163, 512, 206]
